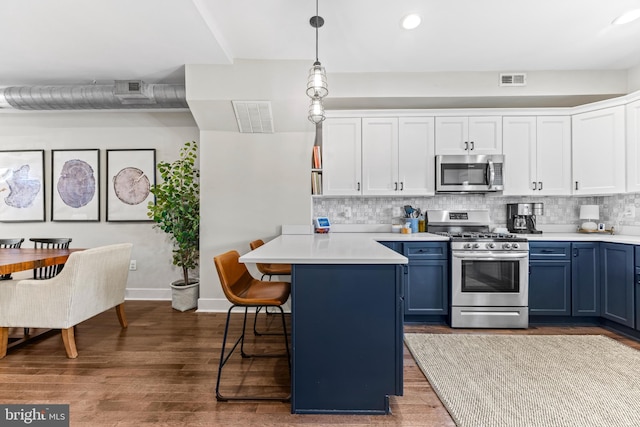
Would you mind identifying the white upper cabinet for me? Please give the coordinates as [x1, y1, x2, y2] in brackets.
[361, 117, 435, 196]
[503, 116, 571, 196]
[398, 117, 435, 196]
[626, 100, 640, 193]
[362, 118, 399, 195]
[322, 118, 362, 196]
[572, 106, 626, 195]
[435, 116, 502, 155]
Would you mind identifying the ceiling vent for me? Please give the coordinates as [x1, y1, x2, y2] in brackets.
[114, 80, 155, 104]
[500, 73, 527, 87]
[232, 101, 274, 133]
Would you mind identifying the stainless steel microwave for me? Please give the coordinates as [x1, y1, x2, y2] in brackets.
[436, 154, 504, 193]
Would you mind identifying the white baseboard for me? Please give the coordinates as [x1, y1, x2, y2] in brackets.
[124, 292, 291, 313]
[125, 288, 171, 300]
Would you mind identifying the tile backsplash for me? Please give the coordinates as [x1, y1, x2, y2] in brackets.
[313, 194, 640, 230]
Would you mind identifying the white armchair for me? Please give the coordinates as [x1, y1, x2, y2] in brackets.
[0, 243, 133, 358]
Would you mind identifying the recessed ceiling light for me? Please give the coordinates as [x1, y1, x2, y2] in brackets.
[612, 8, 640, 25]
[401, 14, 421, 30]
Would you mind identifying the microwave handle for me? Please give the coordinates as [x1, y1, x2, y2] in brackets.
[487, 160, 495, 189]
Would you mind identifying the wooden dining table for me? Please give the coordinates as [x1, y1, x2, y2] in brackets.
[0, 248, 81, 276]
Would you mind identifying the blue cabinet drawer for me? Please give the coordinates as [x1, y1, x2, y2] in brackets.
[529, 242, 571, 260]
[403, 242, 447, 260]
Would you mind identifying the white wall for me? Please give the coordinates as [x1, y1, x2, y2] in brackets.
[0, 110, 199, 300]
[198, 130, 312, 310]
[629, 65, 640, 92]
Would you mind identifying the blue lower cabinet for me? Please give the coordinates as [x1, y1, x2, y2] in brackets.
[405, 261, 448, 315]
[402, 242, 449, 316]
[529, 260, 571, 315]
[529, 242, 571, 316]
[635, 247, 640, 331]
[291, 264, 403, 414]
[600, 243, 634, 328]
[572, 242, 600, 316]
[635, 266, 640, 331]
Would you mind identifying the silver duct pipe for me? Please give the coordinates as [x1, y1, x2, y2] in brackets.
[0, 81, 188, 110]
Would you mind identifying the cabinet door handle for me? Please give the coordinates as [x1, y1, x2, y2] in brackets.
[464, 141, 469, 151]
[400, 182, 404, 191]
[573, 249, 578, 257]
[532, 182, 537, 190]
[575, 181, 579, 190]
[538, 181, 543, 190]
[470, 141, 475, 151]
[357, 182, 361, 191]
[394, 182, 398, 191]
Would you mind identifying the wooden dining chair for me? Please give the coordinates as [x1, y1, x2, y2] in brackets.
[0, 238, 24, 280]
[29, 238, 72, 280]
[213, 250, 291, 401]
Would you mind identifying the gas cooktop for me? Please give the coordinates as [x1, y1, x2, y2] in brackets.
[433, 231, 527, 242]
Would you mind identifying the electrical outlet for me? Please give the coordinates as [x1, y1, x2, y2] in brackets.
[344, 207, 352, 218]
[624, 205, 636, 218]
[129, 260, 137, 271]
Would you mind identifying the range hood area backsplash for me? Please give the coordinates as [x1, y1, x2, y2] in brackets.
[313, 193, 640, 232]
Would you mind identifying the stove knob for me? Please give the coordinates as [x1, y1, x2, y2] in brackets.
[487, 242, 496, 249]
[473, 243, 480, 249]
[464, 243, 472, 249]
[503, 243, 512, 249]
[512, 243, 519, 249]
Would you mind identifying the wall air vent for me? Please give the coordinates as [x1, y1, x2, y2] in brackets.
[500, 73, 527, 87]
[232, 101, 274, 133]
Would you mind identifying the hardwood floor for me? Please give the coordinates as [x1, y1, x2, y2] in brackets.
[1, 300, 639, 426]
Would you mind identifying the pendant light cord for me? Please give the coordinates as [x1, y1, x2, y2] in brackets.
[315, 0, 319, 63]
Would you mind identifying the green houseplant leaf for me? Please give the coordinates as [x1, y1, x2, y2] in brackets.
[147, 141, 200, 286]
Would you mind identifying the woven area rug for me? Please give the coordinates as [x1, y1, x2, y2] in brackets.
[404, 334, 640, 427]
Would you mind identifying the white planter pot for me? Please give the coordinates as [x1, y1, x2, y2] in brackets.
[170, 279, 200, 312]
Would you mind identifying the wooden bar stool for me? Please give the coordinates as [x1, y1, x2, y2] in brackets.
[213, 250, 291, 401]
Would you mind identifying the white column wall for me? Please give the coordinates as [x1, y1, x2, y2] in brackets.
[0, 111, 198, 300]
[197, 130, 313, 311]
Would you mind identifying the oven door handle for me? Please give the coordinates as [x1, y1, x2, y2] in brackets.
[453, 252, 528, 260]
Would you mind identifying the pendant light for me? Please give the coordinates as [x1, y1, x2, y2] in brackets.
[307, 0, 328, 124]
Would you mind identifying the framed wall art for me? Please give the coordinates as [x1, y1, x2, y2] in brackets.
[106, 149, 156, 221]
[0, 150, 45, 222]
[51, 149, 100, 221]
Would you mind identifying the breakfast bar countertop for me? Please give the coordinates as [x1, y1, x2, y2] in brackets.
[239, 232, 447, 265]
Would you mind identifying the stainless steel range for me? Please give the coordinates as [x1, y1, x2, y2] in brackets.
[429, 210, 529, 329]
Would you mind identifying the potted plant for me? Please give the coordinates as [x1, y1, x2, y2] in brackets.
[148, 140, 200, 311]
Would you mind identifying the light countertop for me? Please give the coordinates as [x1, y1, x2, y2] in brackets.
[522, 232, 640, 245]
[239, 233, 443, 265]
[239, 231, 640, 266]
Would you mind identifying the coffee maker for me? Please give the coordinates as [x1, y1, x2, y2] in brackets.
[506, 203, 543, 234]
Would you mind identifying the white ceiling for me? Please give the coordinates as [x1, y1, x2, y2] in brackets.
[2, 0, 640, 87]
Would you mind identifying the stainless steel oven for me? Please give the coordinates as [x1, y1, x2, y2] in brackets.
[451, 242, 529, 329]
[428, 209, 529, 329]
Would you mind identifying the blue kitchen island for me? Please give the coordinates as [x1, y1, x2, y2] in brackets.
[240, 233, 409, 414]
